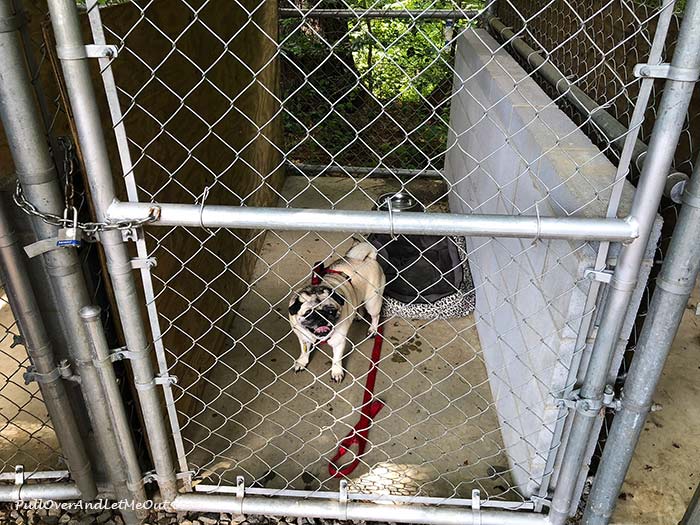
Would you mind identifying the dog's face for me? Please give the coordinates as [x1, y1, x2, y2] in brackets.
[289, 286, 345, 338]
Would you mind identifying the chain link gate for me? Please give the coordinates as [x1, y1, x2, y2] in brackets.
[2, 0, 700, 522]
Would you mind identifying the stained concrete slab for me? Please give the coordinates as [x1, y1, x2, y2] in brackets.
[184, 176, 526, 504]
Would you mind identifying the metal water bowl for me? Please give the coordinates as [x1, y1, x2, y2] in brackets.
[376, 192, 424, 213]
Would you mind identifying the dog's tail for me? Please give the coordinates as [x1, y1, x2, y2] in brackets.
[346, 241, 377, 261]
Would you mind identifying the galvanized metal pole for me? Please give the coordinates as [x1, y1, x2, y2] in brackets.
[279, 8, 478, 19]
[0, 483, 83, 501]
[681, 482, 700, 525]
[582, 155, 700, 524]
[0, 0, 140, 517]
[0, 204, 97, 500]
[80, 305, 147, 506]
[548, 0, 700, 522]
[171, 493, 549, 525]
[486, 15, 648, 170]
[44, 0, 178, 501]
[106, 201, 639, 242]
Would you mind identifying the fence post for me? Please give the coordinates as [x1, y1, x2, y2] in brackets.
[44, 0, 178, 502]
[0, 0, 141, 518]
[547, 0, 700, 523]
[581, 147, 700, 524]
[0, 205, 97, 500]
[79, 305, 148, 506]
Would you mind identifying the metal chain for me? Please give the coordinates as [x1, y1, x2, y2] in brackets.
[13, 180, 157, 234]
[58, 136, 75, 214]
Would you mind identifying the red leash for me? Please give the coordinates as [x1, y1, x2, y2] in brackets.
[328, 325, 385, 478]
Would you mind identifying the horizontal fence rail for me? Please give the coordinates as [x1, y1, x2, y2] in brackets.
[106, 201, 640, 241]
[170, 494, 549, 525]
[278, 8, 480, 19]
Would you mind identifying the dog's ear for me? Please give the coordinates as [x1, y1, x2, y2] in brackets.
[288, 296, 303, 316]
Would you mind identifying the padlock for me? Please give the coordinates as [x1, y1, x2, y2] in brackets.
[56, 207, 82, 248]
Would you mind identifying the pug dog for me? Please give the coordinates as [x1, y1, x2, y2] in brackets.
[288, 242, 386, 382]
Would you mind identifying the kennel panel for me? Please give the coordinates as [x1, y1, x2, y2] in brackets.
[79, 0, 669, 513]
[445, 28, 661, 498]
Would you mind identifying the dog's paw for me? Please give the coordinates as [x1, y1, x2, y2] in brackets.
[330, 364, 344, 383]
[294, 358, 309, 372]
[367, 328, 378, 337]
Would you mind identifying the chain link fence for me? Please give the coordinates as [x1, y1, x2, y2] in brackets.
[0, 289, 61, 474]
[0, 0, 694, 519]
[71, 0, 673, 512]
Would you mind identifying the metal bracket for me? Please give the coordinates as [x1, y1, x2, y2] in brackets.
[130, 256, 157, 270]
[142, 471, 158, 484]
[555, 386, 621, 415]
[24, 365, 60, 385]
[0, 11, 26, 33]
[471, 489, 482, 525]
[233, 475, 245, 514]
[14, 465, 24, 486]
[339, 479, 348, 504]
[634, 63, 700, 82]
[178, 471, 194, 492]
[530, 495, 552, 509]
[154, 374, 178, 386]
[56, 44, 118, 60]
[109, 346, 138, 362]
[121, 228, 138, 242]
[584, 268, 613, 283]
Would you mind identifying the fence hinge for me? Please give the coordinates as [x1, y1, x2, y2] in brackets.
[131, 256, 157, 270]
[555, 386, 621, 416]
[584, 268, 613, 283]
[56, 44, 118, 60]
[634, 63, 700, 82]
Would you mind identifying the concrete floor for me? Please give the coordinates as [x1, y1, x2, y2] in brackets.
[610, 285, 700, 524]
[0, 175, 697, 521]
[185, 176, 521, 503]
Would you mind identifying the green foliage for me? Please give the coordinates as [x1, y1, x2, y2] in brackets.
[281, 0, 482, 169]
[349, 0, 458, 101]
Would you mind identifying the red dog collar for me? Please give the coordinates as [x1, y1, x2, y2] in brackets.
[311, 261, 351, 285]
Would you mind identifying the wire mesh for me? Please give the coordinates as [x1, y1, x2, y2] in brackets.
[0, 290, 61, 474]
[80, 0, 675, 510]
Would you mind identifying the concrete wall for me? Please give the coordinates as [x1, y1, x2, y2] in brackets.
[444, 28, 659, 497]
